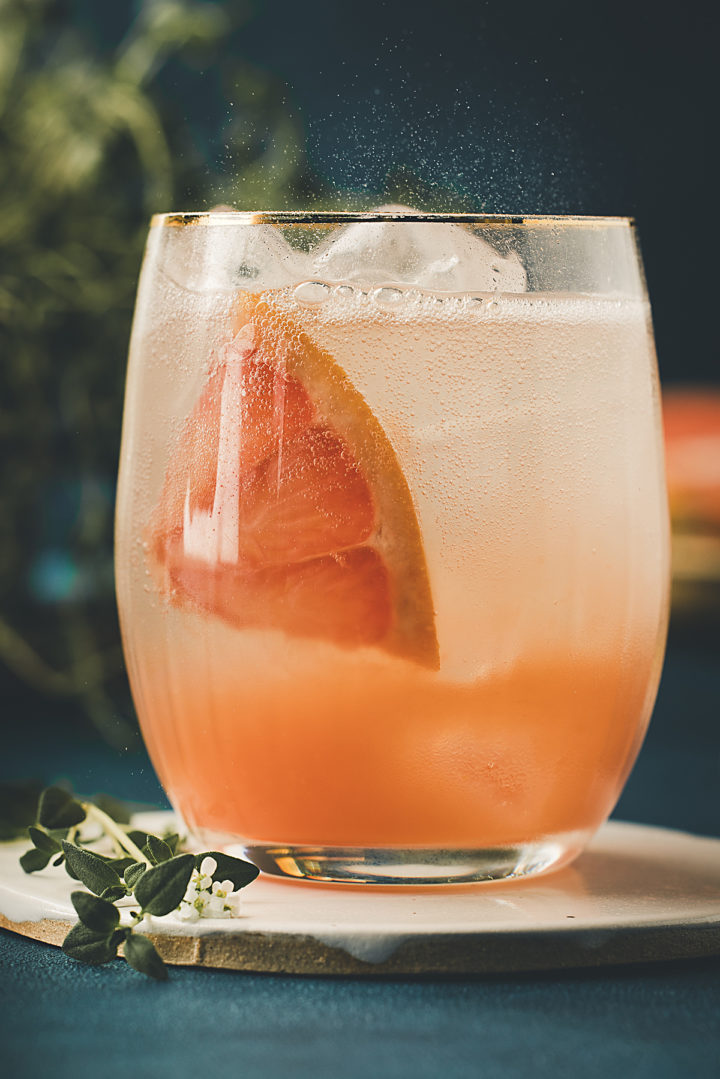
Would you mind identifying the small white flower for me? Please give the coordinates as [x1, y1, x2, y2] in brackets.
[211, 879, 234, 899]
[206, 894, 231, 919]
[177, 902, 200, 923]
[174, 861, 244, 922]
[195, 857, 216, 891]
[193, 892, 210, 917]
[224, 892, 242, 917]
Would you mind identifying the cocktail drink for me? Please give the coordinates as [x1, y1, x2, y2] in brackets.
[115, 212, 669, 884]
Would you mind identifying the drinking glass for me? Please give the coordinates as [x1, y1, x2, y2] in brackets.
[115, 211, 669, 884]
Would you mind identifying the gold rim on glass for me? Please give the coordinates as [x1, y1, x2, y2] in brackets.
[150, 211, 635, 229]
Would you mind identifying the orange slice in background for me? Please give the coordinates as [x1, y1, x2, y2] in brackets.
[662, 387, 720, 612]
[150, 291, 439, 669]
[662, 388, 720, 529]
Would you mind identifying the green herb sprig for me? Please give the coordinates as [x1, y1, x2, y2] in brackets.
[19, 786, 259, 980]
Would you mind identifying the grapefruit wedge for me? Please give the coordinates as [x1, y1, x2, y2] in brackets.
[150, 291, 439, 669]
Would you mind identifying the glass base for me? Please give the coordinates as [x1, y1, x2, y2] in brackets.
[238, 835, 586, 885]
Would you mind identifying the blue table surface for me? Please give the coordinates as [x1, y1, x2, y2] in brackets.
[2, 631, 719, 1079]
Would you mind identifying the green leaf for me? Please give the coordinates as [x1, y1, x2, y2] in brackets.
[100, 885, 129, 903]
[124, 861, 146, 889]
[63, 857, 81, 881]
[91, 793, 132, 824]
[143, 834, 172, 864]
[48, 828, 70, 843]
[38, 787, 86, 829]
[141, 844, 157, 865]
[162, 833, 180, 854]
[71, 891, 119, 934]
[61, 841, 122, 896]
[197, 851, 260, 890]
[62, 922, 118, 966]
[123, 932, 167, 981]
[90, 854, 135, 875]
[0, 780, 44, 840]
[133, 853, 194, 916]
[107, 856, 136, 875]
[28, 825, 62, 854]
[126, 830, 149, 849]
[52, 854, 65, 867]
[20, 847, 51, 873]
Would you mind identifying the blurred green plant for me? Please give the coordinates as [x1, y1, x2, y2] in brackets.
[0, 0, 319, 746]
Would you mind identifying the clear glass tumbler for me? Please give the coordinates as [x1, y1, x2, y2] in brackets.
[115, 211, 670, 884]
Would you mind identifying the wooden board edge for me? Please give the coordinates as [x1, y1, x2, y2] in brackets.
[3, 912, 720, 976]
[0, 913, 71, 948]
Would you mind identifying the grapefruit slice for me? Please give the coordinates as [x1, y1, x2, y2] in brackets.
[150, 291, 439, 669]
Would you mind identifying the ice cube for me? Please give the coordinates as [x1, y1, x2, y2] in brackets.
[229, 224, 312, 289]
[311, 205, 526, 293]
[155, 220, 311, 293]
